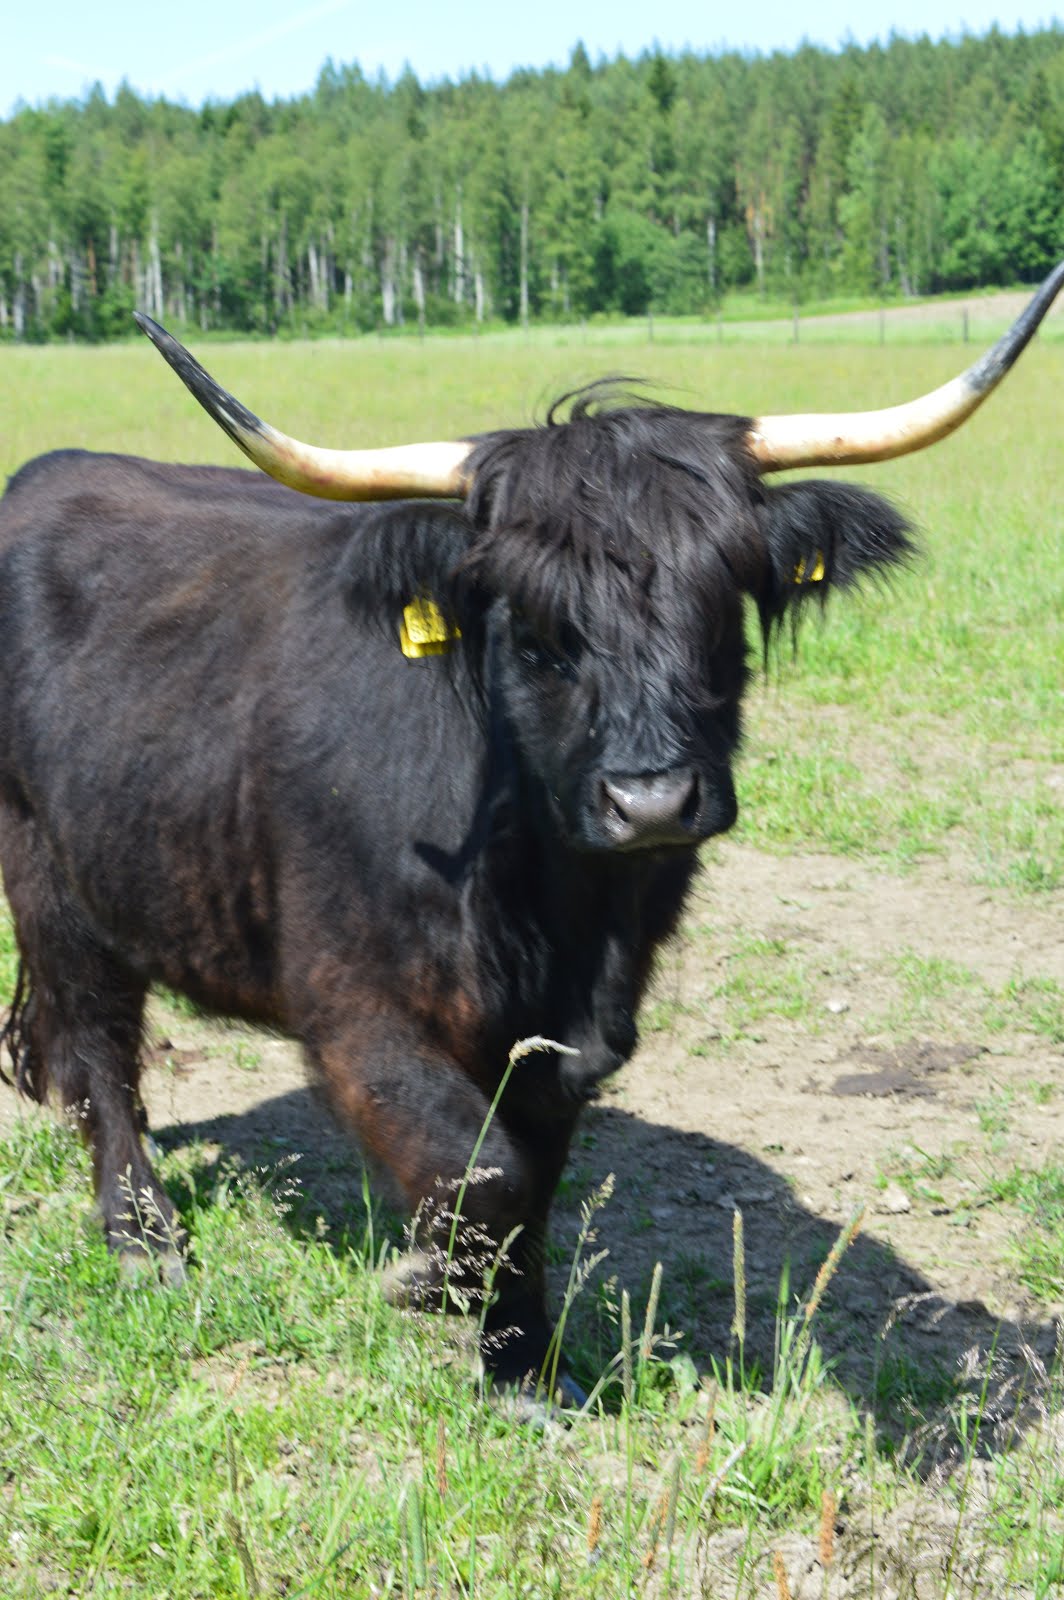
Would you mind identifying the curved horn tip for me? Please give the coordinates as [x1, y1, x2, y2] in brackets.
[749, 257, 1064, 473]
[133, 310, 168, 348]
[136, 315, 474, 501]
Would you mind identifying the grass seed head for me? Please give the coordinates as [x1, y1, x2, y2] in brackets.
[731, 1207, 747, 1349]
[819, 1489, 837, 1567]
[587, 1493, 602, 1554]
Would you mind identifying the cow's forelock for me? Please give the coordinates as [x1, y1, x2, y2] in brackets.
[463, 398, 765, 655]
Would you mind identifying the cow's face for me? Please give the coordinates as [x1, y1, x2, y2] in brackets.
[464, 401, 913, 856]
[489, 587, 745, 853]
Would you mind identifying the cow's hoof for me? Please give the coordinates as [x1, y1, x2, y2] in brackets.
[553, 1371, 589, 1409]
[117, 1244, 188, 1288]
[489, 1369, 588, 1428]
[157, 1247, 188, 1287]
[484, 1355, 588, 1414]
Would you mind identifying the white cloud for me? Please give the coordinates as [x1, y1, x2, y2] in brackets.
[42, 53, 112, 81]
[160, 0, 353, 84]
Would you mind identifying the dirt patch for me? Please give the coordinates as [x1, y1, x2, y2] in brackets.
[831, 1039, 987, 1098]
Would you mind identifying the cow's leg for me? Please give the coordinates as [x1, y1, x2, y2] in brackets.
[312, 1023, 576, 1389]
[0, 816, 183, 1278]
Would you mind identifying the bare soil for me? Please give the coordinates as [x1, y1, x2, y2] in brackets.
[3, 842, 1062, 1451]
[579, 848, 1064, 1431]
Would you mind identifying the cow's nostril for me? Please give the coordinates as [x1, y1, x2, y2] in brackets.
[680, 772, 700, 827]
[601, 779, 632, 826]
[599, 770, 700, 844]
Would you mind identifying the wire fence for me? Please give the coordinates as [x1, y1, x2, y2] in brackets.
[445, 307, 1064, 352]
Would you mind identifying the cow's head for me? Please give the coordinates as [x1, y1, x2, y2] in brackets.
[135, 258, 1063, 855]
[453, 396, 911, 852]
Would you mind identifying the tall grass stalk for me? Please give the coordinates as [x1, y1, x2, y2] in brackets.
[446, 1034, 574, 1277]
[542, 1173, 613, 1404]
[731, 1207, 747, 1360]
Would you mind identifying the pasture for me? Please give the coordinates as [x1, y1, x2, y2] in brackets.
[0, 322, 1062, 1597]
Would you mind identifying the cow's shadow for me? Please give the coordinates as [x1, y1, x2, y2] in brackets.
[155, 1083, 1061, 1466]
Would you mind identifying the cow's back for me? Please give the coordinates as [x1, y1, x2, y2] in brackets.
[0, 451, 484, 1026]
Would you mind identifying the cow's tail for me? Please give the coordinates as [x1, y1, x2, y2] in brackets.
[0, 960, 44, 1101]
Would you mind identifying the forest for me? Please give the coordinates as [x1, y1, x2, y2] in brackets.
[1, 26, 1063, 341]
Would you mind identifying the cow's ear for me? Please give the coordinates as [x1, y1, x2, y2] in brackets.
[753, 479, 915, 641]
[341, 503, 474, 627]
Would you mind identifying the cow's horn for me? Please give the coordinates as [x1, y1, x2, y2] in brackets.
[134, 314, 474, 500]
[747, 257, 1064, 471]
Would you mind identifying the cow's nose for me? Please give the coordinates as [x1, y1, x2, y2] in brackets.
[599, 769, 700, 847]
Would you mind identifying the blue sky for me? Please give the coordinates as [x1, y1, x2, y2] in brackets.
[4, 0, 1061, 118]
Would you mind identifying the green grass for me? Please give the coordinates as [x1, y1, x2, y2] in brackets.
[0, 1118, 855, 1597]
[862, 950, 1064, 1046]
[985, 1165, 1064, 1304]
[0, 898, 17, 1010]
[657, 926, 1061, 1058]
[710, 933, 820, 1038]
[6, 1116, 1061, 1598]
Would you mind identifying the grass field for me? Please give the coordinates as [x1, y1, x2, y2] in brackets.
[0, 318, 1062, 1596]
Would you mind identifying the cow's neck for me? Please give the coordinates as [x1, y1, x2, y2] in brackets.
[471, 772, 698, 1087]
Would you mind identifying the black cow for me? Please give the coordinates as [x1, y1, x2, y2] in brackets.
[1, 261, 1060, 1393]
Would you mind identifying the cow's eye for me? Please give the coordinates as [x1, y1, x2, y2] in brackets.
[512, 617, 556, 668]
[519, 635, 558, 671]
[511, 613, 582, 680]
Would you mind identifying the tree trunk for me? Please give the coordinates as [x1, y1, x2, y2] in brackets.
[276, 213, 289, 316]
[308, 241, 320, 309]
[412, 250, 426, 333]
[211, 223, 221, 323]
[131, 238, 144, 311]
[149, 218, 164, 320]
[519, 200, 529, 329]
[453, 187, 465, 306]
[13, 255, 25, 338]
[751, 209, 765, 296]
[360, 194, 374, 306]
[70, 247, 83, 313]
[173, 240, 187, 322]
[381, 236, 397, 325]
[261, 231, 270, 327]
[434, 187, 444, 272]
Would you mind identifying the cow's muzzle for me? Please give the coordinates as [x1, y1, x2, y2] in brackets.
[597, 768, 711, 849]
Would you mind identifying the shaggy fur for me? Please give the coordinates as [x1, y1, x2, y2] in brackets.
[0, 395, 911, 1384]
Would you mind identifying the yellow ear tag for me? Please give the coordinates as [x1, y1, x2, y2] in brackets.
[400, 597, 461, 659]
[792, 551, 826, 585]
